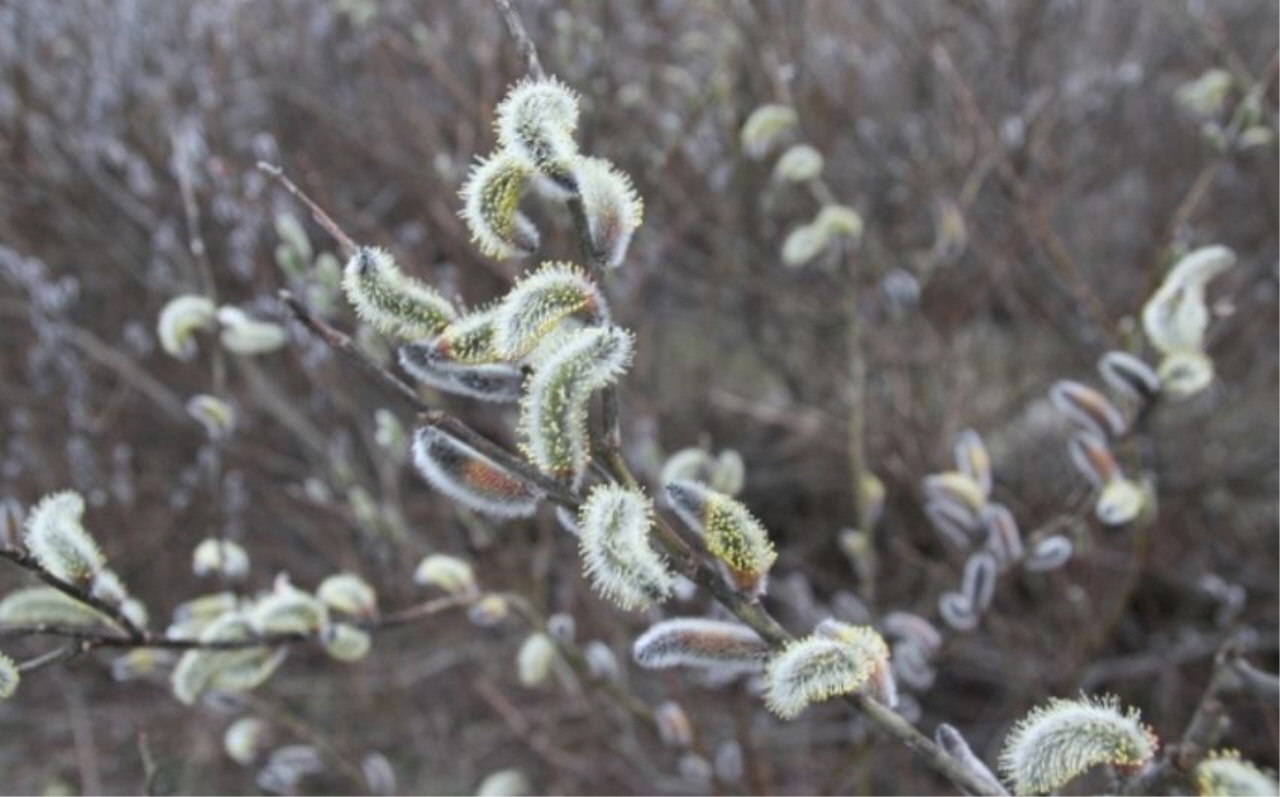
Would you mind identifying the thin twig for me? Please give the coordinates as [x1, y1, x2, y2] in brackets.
[492, 0, 547, 80]
[257, 162, 359, 258]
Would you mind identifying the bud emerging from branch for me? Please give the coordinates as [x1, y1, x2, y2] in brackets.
[187, 394, 238, 439]
[321, 623, 372, 662]
[665, 481, 777, 597]
[814, 205, 864, 241]
[998, 694, 1157, 796]
[574, 156, 644, 268]
[493, 262, 609, 359]
[494, 76, 581, 190]
[935, 724, 1007, 797]
[923, 472, 988, 515]
[740, 104, 798, 159]
[763, 622, 891, 719]
[519, 326, 633, 479]
[632, 618, 769, 673]
[316, 573, 378, 618]
[158, 295, 217, 360]
[954, 429, 993, 497]
[342, 247, 457, 340]
[459, 151, 540, 259]
[224, 717, 268, 766]
[773, 144, 824, 182]
[413, 553, 478, 598]
[24, 490, 103, 584]
[216, 306, 288, 356]
[251, 582, 328, 635]
[1096, 477, 1146, 527]
[412, 427, 542, 518]
[578, 485, 676, 610]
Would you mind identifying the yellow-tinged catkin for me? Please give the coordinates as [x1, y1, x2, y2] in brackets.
[460, 150, 539, 259]
[998, 695, 1158, 795]
[665, 480, 776, 596]
[493, 76, 581, 189]
[342, 247, 457, 340]
[578, 484, 675, 611]
[24, 490, 103, 584]
[1194, 750, 1280, 797]
[763, 623, 890, 719]
[492, 262, 608, 360]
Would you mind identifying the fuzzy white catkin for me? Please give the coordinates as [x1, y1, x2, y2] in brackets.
[316, 573, 377, 617]
[763, 622, 889, 719]
[322, 623, 372, 662]
[413, 554, 477, 597]
[574, 156, 644, 268]
[24, 490, 104, 583]
[223, 717, 267, 765]
[578, 484, 675, 611]
[1194, 752, 1280, 797]
[192, 538, 250, 579]
[157, 295, 217, 360]
[516, 632, 557, 687]
[491, 261, 608, 359]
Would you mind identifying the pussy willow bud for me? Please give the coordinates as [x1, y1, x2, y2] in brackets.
[1098, 351, 1161, 405]
[321, 622, 372, 662]
[158, 295, 217, 360]
[814, 619, 897, 707]
[174, 591, 241, 624]
[763, 622, 891, 719]
[926, 498, 980, 549]
[516, 632, 557, 687]
[519, 326, 633, 479]
[665, 481, 777, 597]
[962, 552, 998, 612]
[493, 262, 609, 359]
[1096, 477, 1146, 527]
[24, 490, 103, 584]
[170, 612, 272, 704]
[0, 652, 18, 700]
[0, 586, 115, 629]
[632, 618, 769, 674]
[187, 394, 238, 439]
[1157, 350, 1215, 400]
[1049, 380, 1126, 439]
[1141, 245, 1235, 356]
[740, 104, 798, 159]
[954, 429, 993, 497]
[713, 450, 747, 496]
[1175, 68, 1234, 118]
[193, 538, 250, 580]
[546, 613, 575, 644]
[494, 76, 581, 190]
[1067, 432, 1122, 489]
[578, 484, 675, 611]
[881, 612, 943, 655]
[467, 594, 509, 628]
[316, 573, 378, 618]
[251, 582, 328, 635]
[460, 150, 540, 259]
[655, 701, 694, 748]
[583, 640, 619, 682]
[773, 144, 824, 182]
[414, 553, 478, 598]
[399, 341, 525, 403]
[1024, 536, 1074, 572]
[1194, 751, 1280, 797]
[574, 156, 644, 268]
[412, 427, 542, 518]
[892, 640, 937, 691]
[362, 751, 396, 797]
[934, 724, 1007, 797]
[981, 503, 1024, 567]
[216, 307, 287, 356]
[816, 205, 865, 240]
[342, 247, 457, 340]
[224, 717, 268, 766]
[939, 590, 979, 631]
[121, 598, 148, 629]
[111, 647, 172, 683]
[998, 694, 1158, 796]
[781, 223, 828, 268]
[923, 472, 987, 515]
[661, 448, 714, 486]
[475, 768, 529, 797]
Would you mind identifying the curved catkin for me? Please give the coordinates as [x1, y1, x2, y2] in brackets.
[411, 426, 542, 518]
[1067, 432, 1121, 489]
[157, 294, 217, 360]
[665, 481, 777, 597]
[773, 144, 824, 182]
[493, 76, 581, 189]
[632, 618, 769, 673]
[341, 247, 457, 340]
[578, 484, 675, 610]
[1098, 351, 1161, 405]
[763, 623, 890, 719]
[321, 623, 372, 663]
[171, 612, 285, 705]
[1158, 349, 1215, 399]
[1024, 535, 1074, 572]
[316, 573, 377, 617]
[574, 156, 644, 268]
[1049, 380, 1127, 439]
[1194, 751, 1280, 796]
[998, 695, 1158, 795]
[24, 490, 103, 584]
[399, 341, 525, 403]
[492, 262, 608, 359]
[954, 429, 993, 497]
[1141, 245, 1235, 356]
[413, 553, 477, 597]
[740, 104, 798, 159]
[0, 586, 116, 629]
[1096, 477, 1146, 526]
[0, 652, 19, 700]
[519, 326, 633, 479]
[459, 150, 540, 259]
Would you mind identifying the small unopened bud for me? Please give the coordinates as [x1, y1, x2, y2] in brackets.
[1157, 350, 1215, 400]
[665, 481, 777, 597]
[516, 632, 557, 687]
[362, 752, 397, 797]
[459, 151, 540, 259]
[574, 157, 644, 268]
[493, 262, 608, 359]
[546, 613, 575, 644]
[773, 144, 823, 182]
[1067, 432, 1121, 489]
[763, 622, 891, 719]
[578, 485, 675, 611]
[583, 640, 619, 682]
[475, 768, 530, 797]
[934, 724, 1006, 796]
[321, 622, 372, 662]
[519, 326, 633, 479]
[998, 695, 1157, 796]
[24, 490, 103, 584]
[158, 295, 217, 360]
[216, 307, 287, 356]
[1175, 68, 1233, 119]
[467, 594, 509, 628]
[187, 394, 238, 439]
[1096, 477, 1146, 526]
[714, 741, 745, 785]
[193, 538, 250, 580]
[1050, 380, 1126, 439]
[926, 498, 980, 549]
[938, 591, 979, 631]
[954, 430, 993, 497]
[411, 427, 542, 518]
[1025, 535, 1074, 572]
[740, 104, 798, 159]
[316, 573, 377, 617]
[923, 472, 987, 515]
[655, 700, 694, 748]
[781, 223, 828, 268]
[881, 612, 942, 655]
[632, 618, 769, 674]
[1098, 351, 1161, 405]
[224, 717, 269, 766]
[413, 553, 477, 598]
[342, 247, 457, 340]
[962, 552, 998, 612]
